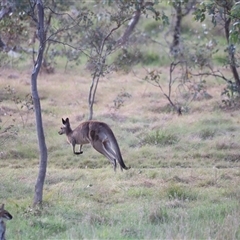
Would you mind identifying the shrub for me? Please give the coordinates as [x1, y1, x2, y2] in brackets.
[142, 52, 160, 65]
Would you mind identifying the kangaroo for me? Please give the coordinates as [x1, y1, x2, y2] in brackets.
[0, 204, 12, 240]
[58, 118, 130, 172]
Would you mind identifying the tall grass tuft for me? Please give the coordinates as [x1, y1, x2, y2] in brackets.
[142, 130, 179, 146]
[148, 207, 170, 224]
[166, 184, 198, 201]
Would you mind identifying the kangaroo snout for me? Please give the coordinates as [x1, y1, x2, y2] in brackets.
[58, 127, 65, 135]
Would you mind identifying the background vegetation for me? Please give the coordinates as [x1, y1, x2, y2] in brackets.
[0, 0, 240, 239]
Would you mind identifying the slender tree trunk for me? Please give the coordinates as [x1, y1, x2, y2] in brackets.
[117, 0, 144, 46]
[224, 5, 240, 90]
[88, 70, 101, 120]
[170, 3, 182, 54]
[31, 0, 48, 207]
[88, 71, 97, 120]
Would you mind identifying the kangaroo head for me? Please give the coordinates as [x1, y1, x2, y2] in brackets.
[58, 118, 70, 135]
[0, 204, 13, 221]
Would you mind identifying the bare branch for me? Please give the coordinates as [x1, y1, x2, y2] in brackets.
[189, 70, 233, 84]
[144, 67, 182, 115]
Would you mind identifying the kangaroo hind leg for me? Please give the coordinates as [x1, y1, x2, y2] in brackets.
[102, 140, 124, 171]
[91, 139, 117, 171]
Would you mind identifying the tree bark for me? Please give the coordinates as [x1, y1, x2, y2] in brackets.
[170, 0, 197, 55]
[224, 7, 240, 90]
[170, 3, 182, 55]
[31, 0, 48, 207]
[117, 0, 147, 46]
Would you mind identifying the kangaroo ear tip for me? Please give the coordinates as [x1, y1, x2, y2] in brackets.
[62, 117, 69, 124]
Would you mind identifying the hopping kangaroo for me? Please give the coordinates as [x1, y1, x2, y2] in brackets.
[58, 118, 129, 171]
[0, 204, 12, 240]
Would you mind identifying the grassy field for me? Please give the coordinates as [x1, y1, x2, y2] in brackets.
[0, 67, 240, 239]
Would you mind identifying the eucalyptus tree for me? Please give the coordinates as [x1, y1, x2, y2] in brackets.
[79, 0, 160, 119]
[194, 1, 240, 92]
[29, 0, 47, 207]
[168, 0, 199, 55]
[0, 0, 31, 51]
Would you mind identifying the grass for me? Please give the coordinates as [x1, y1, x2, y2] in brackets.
[0, 67, 240, 239]
[1, 168, 239, 239]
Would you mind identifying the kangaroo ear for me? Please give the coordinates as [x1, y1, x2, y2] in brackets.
[66, 118, 69, 123]
[62, 118, 65, 124]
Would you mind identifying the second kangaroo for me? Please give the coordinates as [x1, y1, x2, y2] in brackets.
[0, 204, 13, 240]
[58, 118, 130, 172]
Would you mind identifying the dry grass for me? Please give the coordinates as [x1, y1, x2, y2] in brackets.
[0, 67, 240, 239]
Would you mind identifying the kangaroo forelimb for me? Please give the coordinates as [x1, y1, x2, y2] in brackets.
[73, 145, 83, 155]
[74, 151, 83, 155]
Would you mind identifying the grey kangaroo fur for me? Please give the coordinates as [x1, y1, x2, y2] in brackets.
[58, 117, 130, 172]
[0, 204, 12, 240]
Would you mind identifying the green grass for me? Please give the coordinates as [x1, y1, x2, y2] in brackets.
[1, 168, 239, 239]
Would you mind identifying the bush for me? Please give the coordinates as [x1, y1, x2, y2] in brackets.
[142, 52, 160, 65]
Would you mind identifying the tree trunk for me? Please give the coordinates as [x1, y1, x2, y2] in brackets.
[31, 0, 48, 207]
[170, 3, 182, 55]
[88, 72, 100, 120]
[117, 0, 143, 46]
[224, 5, 240, 90]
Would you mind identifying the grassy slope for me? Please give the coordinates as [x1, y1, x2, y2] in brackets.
[0, 67, 240, 239]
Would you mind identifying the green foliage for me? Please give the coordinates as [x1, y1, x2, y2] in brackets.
[194, 0, 240, 45]
[0, 11, 29, 49]
[193, 2, 216, 25]
[230, 3, 240, 43]
[144, 21, 161, 35]
[161, 12, 169, 25]
[113, 49, 143, 72]
[221, 81, 240, 107]
[142, 52, 160, 65]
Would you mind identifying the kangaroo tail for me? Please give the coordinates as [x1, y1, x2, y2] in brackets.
[118, 157, 130, 170]
[114, 143, 130, 170]
[104, 123, 130, 170]
[112, 139, 130, 170]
